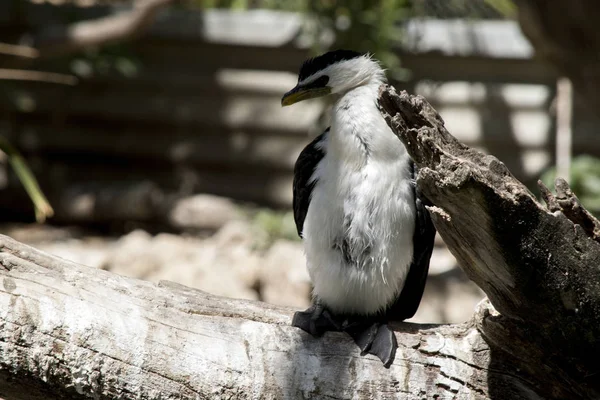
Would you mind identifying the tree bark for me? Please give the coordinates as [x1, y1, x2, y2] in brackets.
[378, 86, 600, 400]
[1, 87, 600, 399]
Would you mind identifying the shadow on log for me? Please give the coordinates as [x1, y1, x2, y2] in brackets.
[0, 87, 599, 399]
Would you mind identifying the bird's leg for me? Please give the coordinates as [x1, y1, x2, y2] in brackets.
[292, 298, 343, 336]
[342, 317, 397, 368]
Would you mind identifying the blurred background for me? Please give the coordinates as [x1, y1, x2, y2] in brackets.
[1, 0, 599, 324]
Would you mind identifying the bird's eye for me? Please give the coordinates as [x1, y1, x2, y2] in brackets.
[303, 75, 330, 89]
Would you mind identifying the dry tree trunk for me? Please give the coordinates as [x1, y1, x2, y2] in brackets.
[1, 87, 600, 399]
[378, 86, 600, 399]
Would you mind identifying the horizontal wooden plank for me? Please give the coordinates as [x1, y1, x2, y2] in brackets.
[403, 19, 533, 59]
[0, 158, 295, 212]
[130, 40, 308, 74]
[16, 111, 600, 165]
[31, 57, 301, 96]
[401, 53, 558, 84]
[30, 44, 555, 94]
[16, 116, 600, 155]
[0, 3, 113, 28]
[151, 9, 304, 46]
[0, 83, 323, 132]
[8, 97, 600, 151]
[15, 123, 311, 169]
[109, 40, 552, 85]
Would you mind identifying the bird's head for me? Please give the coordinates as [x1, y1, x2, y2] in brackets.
[281, 50, 385, 107]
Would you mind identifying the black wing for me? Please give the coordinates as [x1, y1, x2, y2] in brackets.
[293, 128, 328, 237]
[386, 160, 436, 321]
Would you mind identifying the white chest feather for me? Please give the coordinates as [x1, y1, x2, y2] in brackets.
[302, 84, 416, 315]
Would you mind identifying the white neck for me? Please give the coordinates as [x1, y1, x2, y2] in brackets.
[328, 77, 406, 166]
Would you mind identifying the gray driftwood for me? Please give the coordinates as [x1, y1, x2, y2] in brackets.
[2, 87, 600, 399]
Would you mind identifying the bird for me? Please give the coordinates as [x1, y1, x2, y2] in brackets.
[281, 50, 436, 367]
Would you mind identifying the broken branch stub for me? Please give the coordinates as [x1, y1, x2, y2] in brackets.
[538, 178, 600, 243]
[378, 85, 600, 397]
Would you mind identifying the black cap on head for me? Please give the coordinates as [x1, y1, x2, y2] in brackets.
[298, 50, 363, 81]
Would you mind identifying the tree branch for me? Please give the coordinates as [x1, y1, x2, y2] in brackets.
[0, 69, 77, 85]
[31, 0, 176, 59]
[0, 233, 497, 399]
[538, 178, 600, 243]
[0, 43, 39, 58]
[378, 85, 600, 399]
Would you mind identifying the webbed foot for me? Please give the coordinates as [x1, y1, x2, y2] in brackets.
[292, 300, 342, 336]
[292, 303, 397, 368]
[343, 320, 397, 368]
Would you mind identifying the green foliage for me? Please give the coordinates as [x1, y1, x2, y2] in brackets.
[540, 155, 600, 216]
[410, 0, 512, 19]
[198, 0, 305, 11]
[0, 137, 53, 222]
[304, 0, 411, 80]
[69, 45, 142, 79]
[249, 208, 300, 250]
[200, 0, 411, 79]
[483, 0, 516, 17]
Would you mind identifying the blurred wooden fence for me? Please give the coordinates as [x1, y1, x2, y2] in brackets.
[0, 5, 598, 224]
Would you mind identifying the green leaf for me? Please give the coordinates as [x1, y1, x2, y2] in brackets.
[484, 0, 516, 17]
[0, 136, 54, 222]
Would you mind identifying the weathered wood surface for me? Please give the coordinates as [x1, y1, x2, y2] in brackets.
[0, 233, 493, 399]
[538, 178, 600, 243]
[379, 85, 600, 399]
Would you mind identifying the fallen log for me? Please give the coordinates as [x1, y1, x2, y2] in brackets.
[0, 232, 492, 399]
[1, 86, 599, 399]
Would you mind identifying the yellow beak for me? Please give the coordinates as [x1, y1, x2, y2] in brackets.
[281, 86, 331, 107]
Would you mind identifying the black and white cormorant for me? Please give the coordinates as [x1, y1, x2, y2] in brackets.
[281, 50, 436, 367]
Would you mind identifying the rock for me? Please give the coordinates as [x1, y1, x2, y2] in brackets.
[104, 229, 258, 301]
[35, 239, 111, 270]
[410, 268, 485, 324]
[210, 220, 264, 289]
[213, 220, 258, 248]
[168, 194, 241, 231]
[4, 224, 111, 269]
[259, 240, 311, 308]
[3, 223, 80, 243]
